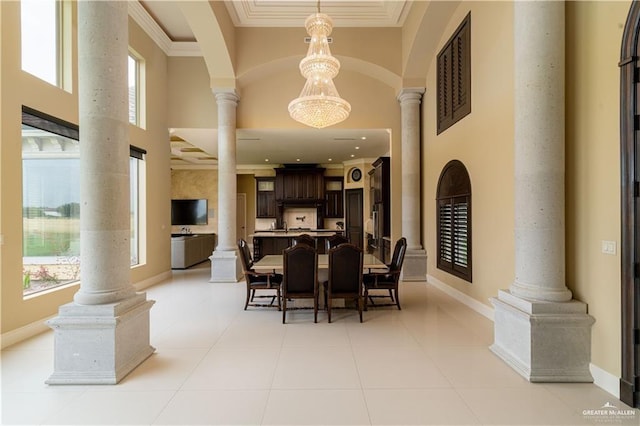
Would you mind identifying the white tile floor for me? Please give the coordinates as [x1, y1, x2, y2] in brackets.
[2, 262, 638, 425]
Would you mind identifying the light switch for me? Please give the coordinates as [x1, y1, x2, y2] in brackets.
[601, 240, 617, 255]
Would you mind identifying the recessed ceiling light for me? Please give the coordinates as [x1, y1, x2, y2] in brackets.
[361, 136, 367, 140]
[350, 154, 355, 158]
[328, 158, 332, 161]
[355, 146, 360, 150]
[296, 158, 301, 162]
[265, 159, 269, 162]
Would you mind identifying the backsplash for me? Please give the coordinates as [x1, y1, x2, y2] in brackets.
[282, 208, 316, 229]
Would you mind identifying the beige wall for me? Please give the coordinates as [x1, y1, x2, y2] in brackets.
[566, 0, 629, 377]
[423, 1, 515, 306]
[170, 169, 218, 236]
[167, 57, 216, 128]
[2, 0, 632, 386]
[0, 3, 171, 335]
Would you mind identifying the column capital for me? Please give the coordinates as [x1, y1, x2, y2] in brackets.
[213, 88, 240, 105]
[397, 87, 425, 104]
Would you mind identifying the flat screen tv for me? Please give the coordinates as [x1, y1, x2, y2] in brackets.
[171, 199, 208, 225]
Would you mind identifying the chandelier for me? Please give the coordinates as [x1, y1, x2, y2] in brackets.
[288, 3, 351, 129]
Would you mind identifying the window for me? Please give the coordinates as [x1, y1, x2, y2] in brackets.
[436, 160, 472, 282]
[130, 146, 146, 266]
[22, 107, 80, 297]
[21, 0, 60, 86]
[437, 12, 471, 134]
[128, 52, 145, 127]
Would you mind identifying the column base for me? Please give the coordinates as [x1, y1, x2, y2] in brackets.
[209, 249, 242, 282]
[401, 249, 427, 281]
[490, 289, 595, 382]
[46, 293, 155, 385]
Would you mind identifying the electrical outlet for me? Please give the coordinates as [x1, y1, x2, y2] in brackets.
[601, 240, 617, 255]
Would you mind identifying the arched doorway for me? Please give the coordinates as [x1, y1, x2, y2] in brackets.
[619, 0, 640, 408]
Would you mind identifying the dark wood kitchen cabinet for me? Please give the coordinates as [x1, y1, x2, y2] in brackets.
[255, 177, 276, 218]
[324, 177, 344, 218]
[275, 167, 325, 201]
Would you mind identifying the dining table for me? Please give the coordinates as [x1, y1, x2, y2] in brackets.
[252, 253, 387, 310]
[252, 253, 387, 273]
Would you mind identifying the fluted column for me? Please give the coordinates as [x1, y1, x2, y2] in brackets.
[47, 1, 154, 385]
[210, 89, 242, 282]
[490, 0, 594, 383]
[397, 88, 427, 281]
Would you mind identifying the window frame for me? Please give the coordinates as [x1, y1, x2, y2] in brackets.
[20, 0, 71, 89]
[21, 106, 80, 298]
[128, 50, 146, 128]
[436, 160, 472, 282]
[129, 145, 146, 267]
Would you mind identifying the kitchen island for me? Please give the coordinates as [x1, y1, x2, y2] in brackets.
[251, 229, 344, 260]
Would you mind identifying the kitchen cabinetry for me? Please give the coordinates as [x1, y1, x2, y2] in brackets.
[275, 167, 325, 201]
[171, 234, 216, 269]
[324, 177, 344, 218]
[256, 177, 276, 218]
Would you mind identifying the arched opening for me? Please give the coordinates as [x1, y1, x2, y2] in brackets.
[619, 0, 640, 409]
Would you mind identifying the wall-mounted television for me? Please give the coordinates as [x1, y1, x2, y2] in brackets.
[171, 199, 208, 225]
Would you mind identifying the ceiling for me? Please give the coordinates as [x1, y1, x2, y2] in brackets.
[137, 1, 407, 167]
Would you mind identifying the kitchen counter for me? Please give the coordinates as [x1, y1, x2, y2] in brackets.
[251, 229, 344, 260]
[251, 229, 343, 238]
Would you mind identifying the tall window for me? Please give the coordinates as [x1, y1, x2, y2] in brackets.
[128, 52, 145, 127]
[130, 146, 146, 266]
[21, 0, 59, 86]
[436, 160, 472, 282]
[22, 107, 80, 297]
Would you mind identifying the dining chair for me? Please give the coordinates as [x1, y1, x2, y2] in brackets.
[323, 243, 364, 323]
[363, 237, 407, 310]
[282, 243, 319, 323]
[325, 233, 349, 251]
[238, 239, 283, 310]
[292, 233, 315, 248]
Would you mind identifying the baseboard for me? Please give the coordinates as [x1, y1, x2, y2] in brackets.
[1, 270, 171, 349]
[590, 363, 620, 399]
[133, 270, 172, 291]
[1, 316, 54, 349]
[426, 274, 494, 321]
[426, 274, 621, 400]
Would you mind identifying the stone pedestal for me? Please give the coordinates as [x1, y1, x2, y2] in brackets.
[210, 250, 242, 282]
[490, 290, 595, 382]
[46, 293, 155, 385]
[401, 249, 427, 281]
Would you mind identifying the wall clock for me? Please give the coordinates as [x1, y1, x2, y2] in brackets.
[351, 168, 362, 182]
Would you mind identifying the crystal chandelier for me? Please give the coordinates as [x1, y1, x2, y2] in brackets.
[288, 3, 351, 129]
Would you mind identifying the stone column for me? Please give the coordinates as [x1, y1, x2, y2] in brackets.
[46, 1, 154, 384]
[210, 89, 242, 282]
[397, 88, 427, 281]
[490, 0, 594, 382]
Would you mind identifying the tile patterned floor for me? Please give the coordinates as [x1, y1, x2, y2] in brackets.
[1, 262, 638, 425]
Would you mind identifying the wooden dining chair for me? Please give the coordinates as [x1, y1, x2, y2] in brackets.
[323, 243, 364, 323]
[325, 233, 349, 251]
[282, 243, 319, 323]
[363, 237, 407, 310]
[238, 239, 283, 310]
[292, 233, 315, 248]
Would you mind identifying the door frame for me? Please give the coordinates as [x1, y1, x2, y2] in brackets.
[619, 0, 640, 408]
